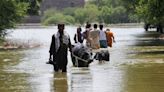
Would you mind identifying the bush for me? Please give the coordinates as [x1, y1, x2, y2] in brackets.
[43, 13, 65, 25]
[62, 7, 76, 16]
[74, 8, 87, 24]
[42, 10, 76, 25]
[64, 15, 75, 24]
[41, 9, 58, 23]
[110, 6, 128, 23]
[84, 4, 100, 22]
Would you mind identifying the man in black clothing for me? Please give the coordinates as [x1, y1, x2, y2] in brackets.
[74, 27, 84, 43]
[49, 24, 72, 72]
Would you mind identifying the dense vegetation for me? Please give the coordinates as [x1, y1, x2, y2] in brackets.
[0, 0, 28, 37]
[42, 0, 164, 28]
[42, 0, 137, 25]
[0, 0, 42, 37]
[123, 0, 164, 32]
[19, 0, 42, 15]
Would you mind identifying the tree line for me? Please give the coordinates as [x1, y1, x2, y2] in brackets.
[42, 0, 163, 28]
[42, 2, 132, 25]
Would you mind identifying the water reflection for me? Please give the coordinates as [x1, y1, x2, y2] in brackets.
[52, 73, 68, 92]
[70, 67, 92, 92]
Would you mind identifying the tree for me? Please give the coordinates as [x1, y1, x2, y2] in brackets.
[74, 8, 87, 24]
[90, 0, 137, 23]
[42, 12, 65, 25]
[0, 0, 28, 36]
[110, 6, 128, 23]
[99, 6, 112, 23]
[42, 9, 75, 25]
[64, 15, 75, 24]
[84, 4, 100, 23]
[74, 4, 100, 24]
[62, 7, 76, 17]
[18, 0, 42, 15]
[136, 0, 164, 32]
[27, 0, 41, 15]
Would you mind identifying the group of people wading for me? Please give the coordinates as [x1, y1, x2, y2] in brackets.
[48, 23, 115, 72]
[74, 23, 115, 48]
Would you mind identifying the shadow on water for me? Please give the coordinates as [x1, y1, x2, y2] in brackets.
[133, 31, 164, 46]
[52, 73, 68, 92]
[70, 68, 92, 92]
[127, 31, 164, 62]
[50, 68, 92, 92]
[129, 51, 164, 55]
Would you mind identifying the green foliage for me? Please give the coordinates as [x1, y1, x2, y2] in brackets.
[64, 15, 75, 24]
[62, 7, 76, 16]
[42, 9, 75, 25]
[128, 14, 139, 22]
[90, 0, 137, 23]
[123, 0, 164, 25]
[18, 0, 41, 15]
[41, 9, 58, 22]
[110, 6, 128, 23]
[139, 0, 163, 24]
[42, 1, 130, 25]
[42, 4, 100, 25]
[84, 4, 100, 23]
[0, 0, 28, 36]
[43, 13, 65, 25]
[42, 0, 163, 25]
[74, 8, 87, 24]
[99, 6, 112, 23]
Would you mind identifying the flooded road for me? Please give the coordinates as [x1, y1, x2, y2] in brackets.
[0, 26, 164, 92]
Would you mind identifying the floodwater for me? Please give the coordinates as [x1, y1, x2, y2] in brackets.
[0, 26, 164, 92]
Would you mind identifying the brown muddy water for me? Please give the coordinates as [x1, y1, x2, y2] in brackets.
[0, 26, 164, 92]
